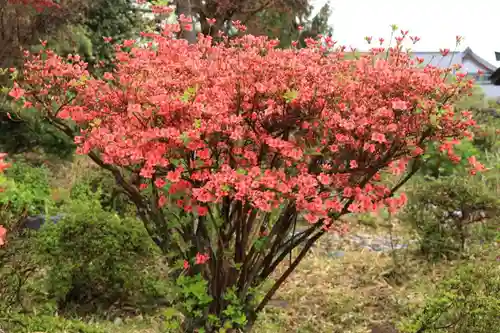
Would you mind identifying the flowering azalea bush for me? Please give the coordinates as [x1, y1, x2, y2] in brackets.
[8, 17, 480, 330]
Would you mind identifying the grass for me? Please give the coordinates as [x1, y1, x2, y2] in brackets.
[254, 227, 423, 333]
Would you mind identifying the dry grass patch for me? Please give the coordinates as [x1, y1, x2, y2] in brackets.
[253, 226, 462, 333]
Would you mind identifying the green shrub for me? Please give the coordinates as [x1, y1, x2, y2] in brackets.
[398, 261, 500, 333]
[34, 198, 172, 315]
[403, 171, 499, 260]
[70, 167, 136, 217]
[472, 109, 500, 152]
[0, 160, 54, 221]
[0, 227, 40, 312]
[0, 311, 105, 333]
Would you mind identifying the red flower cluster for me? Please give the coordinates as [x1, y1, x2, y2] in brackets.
[467, 156, 486, 175]
[0, 226, 6, 247]
[13, 29, 476, 229]
[183, 252, 210, 270]
[0, 153, 10, 174]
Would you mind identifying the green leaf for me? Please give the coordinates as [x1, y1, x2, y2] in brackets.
[283, 89, 298, 103]
[236, 168, 247, 175]
[181, 84, 199, 103]
[179, 132, 190, 145]
[163, 307, 182, 319]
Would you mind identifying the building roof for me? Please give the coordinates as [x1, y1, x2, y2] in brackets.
[412, 47, 497, 72]
[356, 47, 497, 72]
[462, 47, 497, 72]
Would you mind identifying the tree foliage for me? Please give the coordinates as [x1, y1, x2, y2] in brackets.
[245, 2, 333, 48]
[0, 0, 146, 156]
[0, 0, 89, 70]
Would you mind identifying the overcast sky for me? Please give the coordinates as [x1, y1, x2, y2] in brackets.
[311, 0, 500, 66]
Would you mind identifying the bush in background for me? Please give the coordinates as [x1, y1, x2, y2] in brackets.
[70, 166, 136, 217]
[403, 168, 499, 260]
[0, 160, 53, 223]
[399, 260, 500, 333]
[471, 108, 500, 152]
[0, 159, 172, 317]
[34, 197, 171, 316]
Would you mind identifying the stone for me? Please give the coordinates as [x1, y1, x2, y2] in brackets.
[20, 214, 65, 230]
[327, 250, 345, 258]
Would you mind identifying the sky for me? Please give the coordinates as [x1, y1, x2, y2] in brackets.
[310, 0, 500, 66]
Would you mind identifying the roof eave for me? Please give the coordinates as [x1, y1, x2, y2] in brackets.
[463, 47, 497, 72]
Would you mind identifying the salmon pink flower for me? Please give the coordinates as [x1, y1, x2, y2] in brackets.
[410, 36, 421, 44]
[0, 225, 7, 247]
[158, 195, 167, 208]
[391, 100, 407, 110]
[103, 72, 113, 80]
[440, 48, 450, 56]
[195, 252, 210, 265]
[371, 132, 387, 143]
[9, 83, 24, 100]
[197, 206, 208, 216]
[0, 156, 10, 173]
[467, 156, 486, 175]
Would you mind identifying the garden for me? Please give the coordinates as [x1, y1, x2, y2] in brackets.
[0, 0, 499, 332]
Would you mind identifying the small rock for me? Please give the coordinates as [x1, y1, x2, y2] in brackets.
[268, 299, 289, 308]
[114, 317, 123, 325]
[327, 250, 345, 258]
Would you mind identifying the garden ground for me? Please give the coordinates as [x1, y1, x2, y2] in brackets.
[51, 217, 493, 333]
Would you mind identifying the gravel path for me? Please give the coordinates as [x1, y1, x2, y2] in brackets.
[288, 226, 417, 258]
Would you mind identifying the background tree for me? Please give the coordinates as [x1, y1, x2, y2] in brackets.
[242, 2, 333, 48]
[0, 0, 147, 157]
[0, 0, 90, 70]
[83, 0, 146, 69]
[163, 0, 328, 44]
